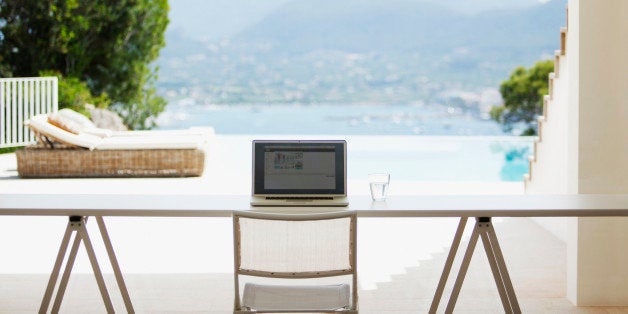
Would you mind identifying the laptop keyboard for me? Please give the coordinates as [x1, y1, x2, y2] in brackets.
[265, 196, 334, 200]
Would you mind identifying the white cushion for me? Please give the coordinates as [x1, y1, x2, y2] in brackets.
[94, 135, 203, 150]
[242, 283, 350, 311]
[81, 127, 114, 138]
[47, 112, 85, 134]
[49, 109, 106, 137]
[27, 115, 100, 150]
[27, 114, 205, 150]
[112, 129, 211, 137]
[57, 108, 96, 128]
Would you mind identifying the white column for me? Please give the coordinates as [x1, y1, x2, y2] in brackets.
[567, 0, 628, 305]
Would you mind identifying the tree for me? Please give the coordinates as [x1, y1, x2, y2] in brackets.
[0, 0, 169, 129]
[490, 59, 554, 136]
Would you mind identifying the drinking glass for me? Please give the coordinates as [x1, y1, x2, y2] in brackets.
[369, 173, 390, 201]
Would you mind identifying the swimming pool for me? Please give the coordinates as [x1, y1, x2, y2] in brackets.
[347, 136, 531, 182]
[156, 103, 532, 181]
[208, 135, 532, 183]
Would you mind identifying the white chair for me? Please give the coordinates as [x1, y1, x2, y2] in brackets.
[232, 210, 358, 313]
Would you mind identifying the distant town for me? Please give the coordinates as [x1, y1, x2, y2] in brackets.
[155, 0, 565, 124]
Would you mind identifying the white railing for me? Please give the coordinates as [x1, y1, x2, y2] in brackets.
[0, 77, 58, 148]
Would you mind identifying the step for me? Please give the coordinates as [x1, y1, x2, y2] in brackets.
[527, 156, 535, 181]
[543, 95, 550, 119]
[554, 50, 561, 79]
[560, 27, 567, 56]
[537, 116, 545, 141]
[548, 73, 556, 101]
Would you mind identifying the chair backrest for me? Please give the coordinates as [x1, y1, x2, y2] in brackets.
[232, 210, 357, 311]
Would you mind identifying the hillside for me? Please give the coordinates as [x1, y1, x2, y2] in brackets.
[156, 0, 567, 107]
[234, 0, 564, 56]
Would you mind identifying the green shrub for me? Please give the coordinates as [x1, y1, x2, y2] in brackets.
[39, 70, 110, 117]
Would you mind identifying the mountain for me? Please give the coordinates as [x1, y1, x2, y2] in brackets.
[167, 0, 292, 41]
[156, 0, 567, 106]
[233, 0, 566, 56]
[165, 0, 547, 41]
[233, 0, 462, 53]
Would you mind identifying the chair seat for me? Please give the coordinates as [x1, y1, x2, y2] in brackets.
[242, 283, 351, 311]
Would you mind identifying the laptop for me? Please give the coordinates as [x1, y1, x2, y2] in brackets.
[250, 140, 349, 207]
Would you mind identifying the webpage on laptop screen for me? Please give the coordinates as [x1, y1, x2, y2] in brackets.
[264, 146, 336, 190]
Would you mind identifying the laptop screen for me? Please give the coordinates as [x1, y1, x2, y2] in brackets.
[253, 140, 346, 195]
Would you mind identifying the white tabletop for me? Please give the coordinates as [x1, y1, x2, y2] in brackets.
[1, 194, 628, 217]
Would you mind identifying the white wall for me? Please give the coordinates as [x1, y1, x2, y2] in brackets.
[577, 0, 628, 194]
[570, 0, 628, 305]
[565, 0, 580, 302]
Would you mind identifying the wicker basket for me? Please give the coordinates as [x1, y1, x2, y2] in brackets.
[16, 145, 205, 178]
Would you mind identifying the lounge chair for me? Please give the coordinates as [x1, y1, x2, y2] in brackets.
[16, 112, 208, 178]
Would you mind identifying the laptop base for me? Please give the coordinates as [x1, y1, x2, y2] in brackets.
[250, 196, 349, 207]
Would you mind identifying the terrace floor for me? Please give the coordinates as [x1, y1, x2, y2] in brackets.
[1, 135, 628, 313]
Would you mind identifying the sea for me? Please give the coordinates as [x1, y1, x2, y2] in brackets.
[156, 102, 507, 135]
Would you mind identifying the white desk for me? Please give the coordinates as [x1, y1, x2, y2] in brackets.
[1, 194, 628, 313]
[3, 194, 628, 217]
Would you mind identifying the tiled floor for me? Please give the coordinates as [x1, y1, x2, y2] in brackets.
[2, 218, 628, 313]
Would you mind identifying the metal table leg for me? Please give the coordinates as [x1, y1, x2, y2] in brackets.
[429, 217, 467, 313]
[430, 217, 521, 314]
[97, 216, 135, 313]
[39, 216, 134, 314]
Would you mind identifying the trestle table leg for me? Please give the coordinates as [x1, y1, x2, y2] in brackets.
[441, 217, 521, 313]
[77, 218, 115, 313]
[39, 216, 132, 314]
[445, 223, 480, 313]
[487, 221, 520, 313]
[97, 216, 135, 313]
[429, 217, 467, 313]
[480, 229, 510, 312]
[51, 227, 83, 313]
[40, 223, 74, 313]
